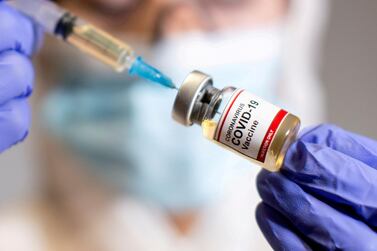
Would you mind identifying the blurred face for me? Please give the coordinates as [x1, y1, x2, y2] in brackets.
[58, 0, 288, 42]
[40, 0, 290, 213]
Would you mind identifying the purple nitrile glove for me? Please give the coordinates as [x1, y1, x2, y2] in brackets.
[0, 2, 42, 152]
[256, 124, 377, 251]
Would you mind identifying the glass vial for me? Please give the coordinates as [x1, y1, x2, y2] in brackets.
[172, 71, 301, 172]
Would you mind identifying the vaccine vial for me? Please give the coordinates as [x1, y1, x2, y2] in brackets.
[172, 71, 301, 172]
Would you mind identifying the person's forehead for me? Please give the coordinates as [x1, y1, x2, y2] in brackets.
[66, 0, 278, 6]
[76, 0, 151, 5]
[91, 0, 137, 4]
[56, 0, 289, 37]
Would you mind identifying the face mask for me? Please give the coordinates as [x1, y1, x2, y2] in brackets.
[42, 25, 283, 213]
[153, 25, 284, 102]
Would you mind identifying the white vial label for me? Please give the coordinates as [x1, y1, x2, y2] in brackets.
[215, 89, 287, 163]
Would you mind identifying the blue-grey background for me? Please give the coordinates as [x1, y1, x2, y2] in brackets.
[322, 0, 377, 138]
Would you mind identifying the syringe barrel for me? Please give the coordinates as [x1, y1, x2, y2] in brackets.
[66, 22, 135, 72]
[9, 0, 66, 34]
[8, 0, 172, 85]
[9, 0, 135, 72]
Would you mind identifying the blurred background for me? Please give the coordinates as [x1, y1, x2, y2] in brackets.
[322, 0, 377, 139]
[0, 0, 376, 250]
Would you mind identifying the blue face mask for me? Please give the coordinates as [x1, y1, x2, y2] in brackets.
[154, 26, 284, 101]
[42, 25, 283, 213]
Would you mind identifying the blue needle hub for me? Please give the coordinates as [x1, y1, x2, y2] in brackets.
[129, 57, 176, 89]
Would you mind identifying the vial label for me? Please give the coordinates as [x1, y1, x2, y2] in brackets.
[215, 89, 287, 163]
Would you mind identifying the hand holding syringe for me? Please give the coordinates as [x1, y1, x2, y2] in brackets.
[9, 0, 176, 89]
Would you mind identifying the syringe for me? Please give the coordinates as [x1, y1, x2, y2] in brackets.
[9, 0, 176, 89]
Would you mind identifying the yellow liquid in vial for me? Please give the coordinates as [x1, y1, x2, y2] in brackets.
[201, 114, 300, 171]
[67, 24, 134, 72]
[202, 120, 218, 139]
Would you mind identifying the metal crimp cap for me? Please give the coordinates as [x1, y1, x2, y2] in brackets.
[172, 71, 213, 126]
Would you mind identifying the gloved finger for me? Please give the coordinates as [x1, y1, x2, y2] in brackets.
[0, 3, 41, 56]
[282, 139, 377, 228]
[0, 98, 30, 152]
[0, 51, 34, 105]
[256, 203, 313, 251]
[257, 170, 377, 251]
[299, 124, 377, 169]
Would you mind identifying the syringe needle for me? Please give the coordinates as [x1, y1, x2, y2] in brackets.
[128, 57, 176, 89]
[9, 0, 174, 89]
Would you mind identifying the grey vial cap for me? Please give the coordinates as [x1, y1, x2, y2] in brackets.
[172, 71, 213, 126]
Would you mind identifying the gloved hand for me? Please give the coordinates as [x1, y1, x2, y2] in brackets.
[0, 2, 41, 152]
[256, 124, 377, 251]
